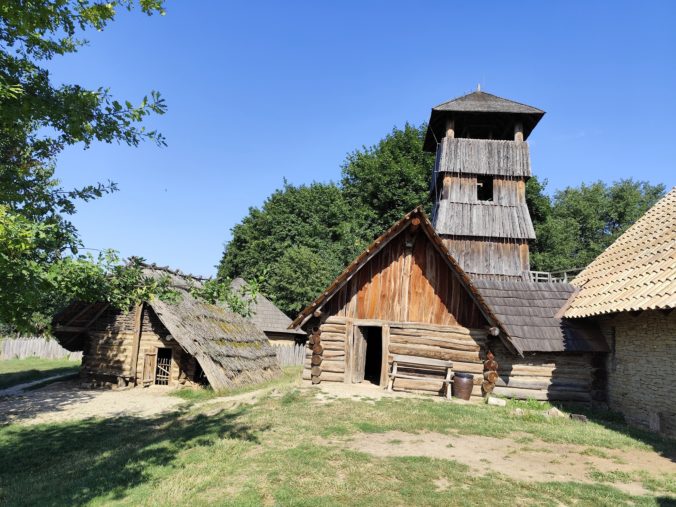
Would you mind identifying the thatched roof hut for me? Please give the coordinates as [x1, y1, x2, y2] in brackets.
[53, 266, 280, 391]
[231, 277, 305, 345]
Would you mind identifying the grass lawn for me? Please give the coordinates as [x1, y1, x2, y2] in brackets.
[0, 357, 80, 390]
[0, 367, 673, 506]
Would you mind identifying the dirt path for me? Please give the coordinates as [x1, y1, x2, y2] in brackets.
[0, 380, 184, 425]
[323, 430, 676, 497]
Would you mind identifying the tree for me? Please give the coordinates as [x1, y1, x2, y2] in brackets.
[0, 1, 167, 332]
[218, 181, 362, 315]
[530, 179, 665, 272]
[341, 123, 435, 238]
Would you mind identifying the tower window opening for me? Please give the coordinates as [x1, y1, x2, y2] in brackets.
[476, 176, 493, 201]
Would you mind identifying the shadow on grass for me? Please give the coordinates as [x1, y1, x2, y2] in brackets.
[561, 402, 676, 462]
[0, 365, 79, 391]
[0, 405, 267, 506]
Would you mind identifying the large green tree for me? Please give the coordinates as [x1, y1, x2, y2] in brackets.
[0, 1, 167, 332]
[219, 123, 667, 316]
[530, 179, 665, 272]
[218, 181, 366, 315]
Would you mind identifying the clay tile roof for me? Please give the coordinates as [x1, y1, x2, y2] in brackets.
[231, 278, 304, 335]
[565, 187, 676, 318]
[473, 280, 607, 353]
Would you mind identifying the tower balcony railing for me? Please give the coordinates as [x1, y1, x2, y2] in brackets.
[432, 137, 532, 187]
[526, 268, 584, 284]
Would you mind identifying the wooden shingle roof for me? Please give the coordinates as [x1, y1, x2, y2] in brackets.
[434, 202, 536, 239]
[473, 280, 607, 353]
[432, 91, 544, 115]
[565, 188, 676, 318]
[231, 278, 305, 336]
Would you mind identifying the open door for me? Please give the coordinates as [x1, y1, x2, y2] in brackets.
[351, 326, 382, 384]
[142, 353, 157, 386]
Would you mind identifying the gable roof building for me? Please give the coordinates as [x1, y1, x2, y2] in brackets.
[565, 188, 676, 318]
[53, 266, 281, 391]
[564, 189, 675, 436]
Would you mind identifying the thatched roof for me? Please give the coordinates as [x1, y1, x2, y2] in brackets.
[473, 279, 607, 354]
[423, 91, 545, 152]
[230, 278, 304, 336]
[52, 266, 280, 390]
[566, 188, 676, 318]
[433, 201, 536, 239]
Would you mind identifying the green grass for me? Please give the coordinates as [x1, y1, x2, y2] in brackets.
[0, 368, 674, 506]
[0, 357, 80, 390]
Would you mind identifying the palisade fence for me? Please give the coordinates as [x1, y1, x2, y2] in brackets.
[0, 337, 82, 361]
[273, 343, 305, 367]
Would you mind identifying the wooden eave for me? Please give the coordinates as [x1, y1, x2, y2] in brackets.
[289, 207, 521, 355]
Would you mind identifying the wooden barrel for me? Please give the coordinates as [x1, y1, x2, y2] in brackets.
[452, 373, 474, 400]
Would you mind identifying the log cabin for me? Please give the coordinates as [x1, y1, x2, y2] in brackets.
[291, 90, 608, 401]
[565, 188, 676, 436]
[52, 266, 281, 390]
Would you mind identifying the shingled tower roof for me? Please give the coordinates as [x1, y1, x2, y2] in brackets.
[423, 90, 545, 151]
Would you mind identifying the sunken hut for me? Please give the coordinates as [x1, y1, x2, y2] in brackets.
[53, 266, 281, 390]
[565, 188, 676, 436]
[292, 91, 607, 402]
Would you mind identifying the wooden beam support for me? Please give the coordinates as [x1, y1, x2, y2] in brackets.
[129, 303, 144, 384]
[445, 118, 455, 139]
[514, 122, 524, 143]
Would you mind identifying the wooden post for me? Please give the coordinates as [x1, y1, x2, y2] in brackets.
[514, 122, 524, 143]
[380, 324, 390, 387]
[129, 303, 144, 384]
[442, 175, 453, 200]
[445, 118, 455, 139]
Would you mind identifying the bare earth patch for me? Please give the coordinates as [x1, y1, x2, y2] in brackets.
[323, 430, 676, 497]
[0, 380, 184, 425]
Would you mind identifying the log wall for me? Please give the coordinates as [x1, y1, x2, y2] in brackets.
[303, 318, 486, 399]
[82, 306, 199, 387]
[488, 341, 598, 402]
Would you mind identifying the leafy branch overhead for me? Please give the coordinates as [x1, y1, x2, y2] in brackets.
[0, 1, 167, 332]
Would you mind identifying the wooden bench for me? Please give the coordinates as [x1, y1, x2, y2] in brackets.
[387, 354, 454, 399]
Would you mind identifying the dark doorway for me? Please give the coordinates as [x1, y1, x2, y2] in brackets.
[155, 347, 172, 385]
[357, 326, 382, 385]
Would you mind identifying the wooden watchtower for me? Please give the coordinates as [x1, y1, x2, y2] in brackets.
[424, 90, 544, 280]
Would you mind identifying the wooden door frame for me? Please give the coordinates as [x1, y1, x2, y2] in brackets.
[346, 321, 389, 387]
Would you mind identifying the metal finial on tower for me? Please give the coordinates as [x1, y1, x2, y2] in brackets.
[477, 83, 481, 92]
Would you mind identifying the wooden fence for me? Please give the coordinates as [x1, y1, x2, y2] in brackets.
[0, 337, 82, 361]
[273, 344, 305, 367]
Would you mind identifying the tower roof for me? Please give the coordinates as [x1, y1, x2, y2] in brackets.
[423, 91, 545, 151]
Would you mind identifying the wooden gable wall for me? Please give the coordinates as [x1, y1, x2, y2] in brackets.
[323, 229, 487, 328]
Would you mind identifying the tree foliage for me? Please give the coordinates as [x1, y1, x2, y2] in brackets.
[0, 1, 167, 332]
[219, 123, 667, 317]
[530, 179, 665, 272]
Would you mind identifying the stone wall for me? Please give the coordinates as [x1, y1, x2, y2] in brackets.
[600, 311, 675, 437]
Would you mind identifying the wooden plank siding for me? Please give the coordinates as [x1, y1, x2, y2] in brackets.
[324, 231, 487, 328]
[441, 238, 529, 279]
[303, 230, 491, 398]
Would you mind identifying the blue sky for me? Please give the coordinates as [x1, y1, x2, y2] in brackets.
[52, 1, 675, 277]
